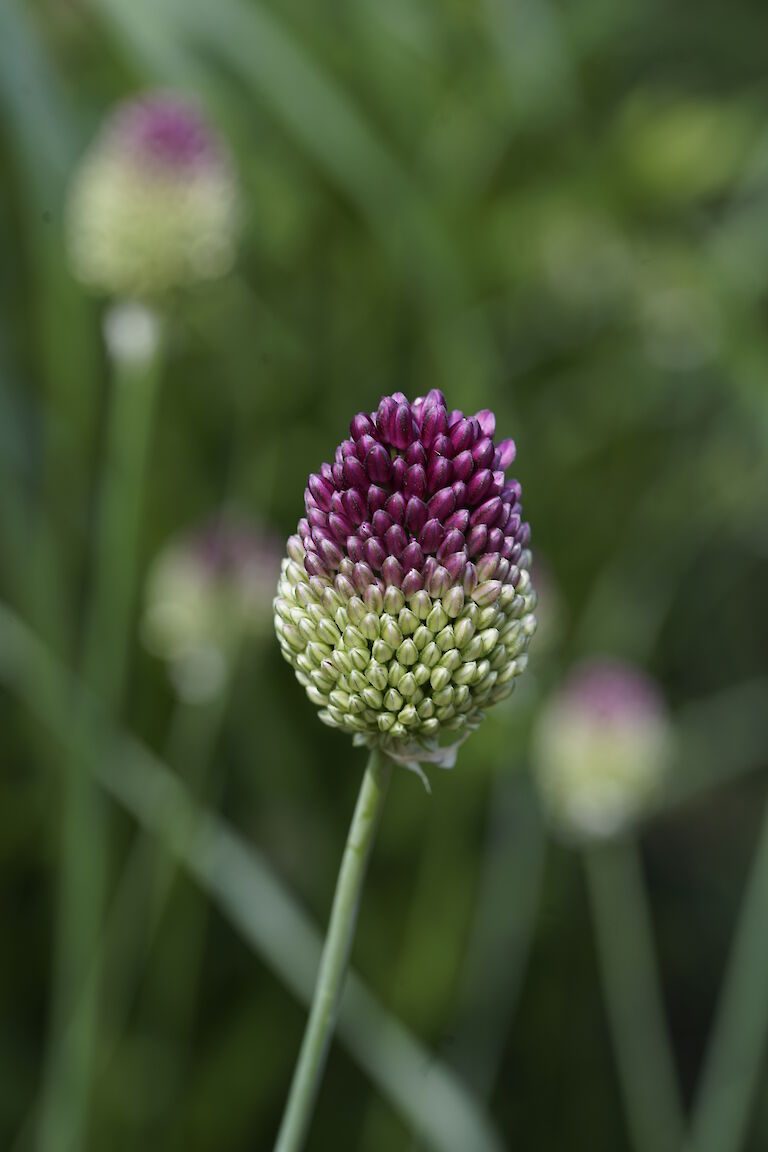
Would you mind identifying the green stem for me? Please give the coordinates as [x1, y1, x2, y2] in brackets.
[274, 748, 393, 1152]
[37, 307, 161, 1152]
[686, 797, 768, 1152]
[584, 839, 685, 1152]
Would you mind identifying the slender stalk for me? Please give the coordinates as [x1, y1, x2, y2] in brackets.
[686, 797, 768, 1152]
[37, 304, 162, 1152]
[274, 748, 393, 1152]
[584, 839, 685, 1152]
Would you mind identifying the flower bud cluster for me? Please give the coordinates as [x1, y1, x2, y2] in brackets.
[275, 391, 537, 757]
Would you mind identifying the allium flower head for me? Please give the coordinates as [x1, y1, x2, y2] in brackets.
[275, 391, 537, 764]
[533, 660, 672, 839]
[67, 93, 238, 297]
[144, 515, 281, 703]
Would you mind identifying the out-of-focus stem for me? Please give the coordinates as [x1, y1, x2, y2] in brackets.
[584, 839, 685, 1152]
[448, 770, 546, 1101]
[273, 748, 393, 1152]
[686, 798, 768, 1152]
[37, 303, 162, 1152]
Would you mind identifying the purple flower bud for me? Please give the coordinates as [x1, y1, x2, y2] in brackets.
[308, 506, 327, 530]
[445, 508, 470, 534]
[450, 418, 475, 454]
[467, 524, 488, 557]
[443, 552, 466, 583]
[472, 496, 503, 527]
[419, 518, 444, 553]
[366, 444, 392, 486]
[391, 456, 407, 490]
[427, 487, 455, 521]
[451, 480, 467, 508]
[405, 465, 427, 499]
[401, 541, 425, 572]
[405, 497, 429, 536]
[503, 480, 522, 506]
[308, 473, 334, 512]
[496, 438, 516, 469]
[355, 562, 379, 591]
[489, 471, 505, 497]
[431, 433, 452, 459]
[376, 396, 398, 441]
[488, 527, 505, 552]
[346, 535, 365, 563]
[381, 556, 403, 586]
[390, 402, 417, 450]
[401, 569, 424, 597]
[367, 485, 388, 514]
[453, 450, 474, 482]
[421, 404, 448, 450]
[331, 462, 344, 488]
[428, 565, 452, 598]
[437, 529, 465, 560]
[355, 433, 377, 461]
[386, 492, 406, 524]
[471, 438, 494, 469]
[350, 412, 374, 440]
[342, 488, 366, 525]
[463, 562, 478, 594]
[385, 524, 408, 557]
[365, 537, 387, 570]
[343, 455, 368, 491]
[317, 535, 343, 568]
[476, 409, 496, 438]
[427, 455, 453, 492]
[424, 388, 447, 410]
[304, 551, 326, 577]
[467, 469, 492, 506]
[404, 442, 427, 469]
[372, 509, 393, 538]
[328, 512, 353, 542]
[505, 513, 522, 538]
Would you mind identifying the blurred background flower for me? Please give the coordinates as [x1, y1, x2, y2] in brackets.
[67, 93, 239, 297]
[533, 660, 672, 840]
[144, 512, 281, 702]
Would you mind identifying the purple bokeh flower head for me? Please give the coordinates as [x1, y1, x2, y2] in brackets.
[533, 658, 673, 839]
[144, 512, 281, 703]
[67, 91, 239, 297]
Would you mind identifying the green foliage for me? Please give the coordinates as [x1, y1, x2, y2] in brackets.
[1, 0, 768, 1149]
